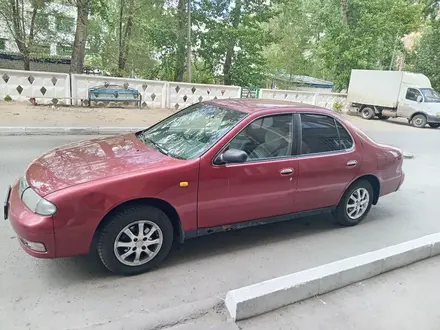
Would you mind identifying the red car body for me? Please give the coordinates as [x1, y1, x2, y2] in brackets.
[5, 99, 405, 261]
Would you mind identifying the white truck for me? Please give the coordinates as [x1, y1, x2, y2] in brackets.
[347, 69, 440, 128]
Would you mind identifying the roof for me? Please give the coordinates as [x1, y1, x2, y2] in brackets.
[269, 73, 333, 88]
[209, 98, 330, 114]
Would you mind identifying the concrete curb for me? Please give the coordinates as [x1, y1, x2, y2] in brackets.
[225, 233, 440, 321]
[0, 126, 146, 136]
[403, 152, 414, 159]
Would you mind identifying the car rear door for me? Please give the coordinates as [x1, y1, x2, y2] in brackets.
[197, 113, 300, 228]
[295, 113, 361, 212]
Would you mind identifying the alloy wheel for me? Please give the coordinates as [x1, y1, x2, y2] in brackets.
[113, 220, 163, 266]
[346, 188, 370, 220]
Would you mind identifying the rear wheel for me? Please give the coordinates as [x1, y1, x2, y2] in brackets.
[97, 205, 174, 275]
[411, 114, 427, 128]
[361, 107, 375, 120]
[429, 123, 440, 128]
[333, 180, 374, 226]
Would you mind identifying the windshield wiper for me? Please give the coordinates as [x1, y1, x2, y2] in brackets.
[145, 138, 170, 156]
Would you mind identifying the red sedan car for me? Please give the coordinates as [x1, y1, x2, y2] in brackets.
[4, 99, 404, 275]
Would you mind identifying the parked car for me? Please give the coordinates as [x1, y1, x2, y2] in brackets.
[347, 69, 440, 128]
[4, 99, 405, 275]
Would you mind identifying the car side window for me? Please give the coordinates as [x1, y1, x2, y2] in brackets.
[300, 114, 353, 155]
[406, 88, 422, 102]
[227, 114, 294, 161]
[336, 121, 354, 150]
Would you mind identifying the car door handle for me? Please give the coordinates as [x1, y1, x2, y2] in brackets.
[347, 160, 358, 167]
[280, 168, 294, 175]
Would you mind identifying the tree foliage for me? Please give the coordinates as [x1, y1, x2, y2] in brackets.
[0, 0, 52, 70]
[6, 0, 440, 90]
[413, 19, 440, 91]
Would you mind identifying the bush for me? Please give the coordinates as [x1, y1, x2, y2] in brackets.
[332, 100, 344, 113]
[4, 95, 12, 101]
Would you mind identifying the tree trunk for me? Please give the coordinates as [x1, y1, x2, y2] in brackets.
[340, 0, 348, 24]
[70, 0, 89, 74]
[23, 54, 30, 70]
[223, 0, 241, 85]
[175, 0, 186, 82]
[118, 0, 135, 75]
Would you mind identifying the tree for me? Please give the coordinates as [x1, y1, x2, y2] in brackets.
[414, 20, 440, 91]
[311, 0, 422, 90]
[70, 0, 89, 73]
[70, 0, 107, 74]
[193, 0, 278, 86]
[0, 0, 50, 70]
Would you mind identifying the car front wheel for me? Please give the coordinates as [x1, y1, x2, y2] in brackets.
[333, 180, 374, 226]
[411, 114, 427, 128]
[97, 205, 174, 275]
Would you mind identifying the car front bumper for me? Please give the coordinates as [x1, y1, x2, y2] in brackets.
[5, 180, 56, 258]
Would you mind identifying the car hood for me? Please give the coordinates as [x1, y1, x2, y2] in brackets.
[25, 134, 180, 196]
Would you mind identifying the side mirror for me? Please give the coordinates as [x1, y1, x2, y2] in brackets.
[218, 149, 248, 164]
[417, 95, 423, 103]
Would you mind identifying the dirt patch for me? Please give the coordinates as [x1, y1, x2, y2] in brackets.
[0, 101, 175, 127]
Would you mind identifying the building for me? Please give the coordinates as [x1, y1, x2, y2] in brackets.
[0, 1, 76, 57]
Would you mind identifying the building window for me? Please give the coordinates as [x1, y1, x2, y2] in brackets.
[32, 44, 51, 55]
[0, 38, 6, 51]
[57, 44, 72, 56]
[56, 15, 75, 33]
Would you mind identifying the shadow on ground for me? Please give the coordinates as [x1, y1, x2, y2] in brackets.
[41, 207, 389, 282]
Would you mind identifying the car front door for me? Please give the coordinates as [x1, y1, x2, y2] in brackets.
[197, 113, 299, 228]
[398, 87, 424, 118]
[295, 113, 360, 212]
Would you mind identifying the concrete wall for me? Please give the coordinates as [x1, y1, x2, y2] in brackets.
[0, 68, 347, 109]
[70, 74, 168, 108]
[0, 68, 70, 104]
[259, 88, 348, 110]
[0, 58, 70, 73]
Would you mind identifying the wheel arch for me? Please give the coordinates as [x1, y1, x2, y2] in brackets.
[410, 111, 427, 121]
[93, 198, 185, 247]
[343, 174, 381, 206]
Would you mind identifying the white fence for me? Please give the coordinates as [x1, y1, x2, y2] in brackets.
[70, 74, 168, 108]
[167, 82, 241, 110]
[0, 69, 70, 104]
[259, 88, 348, 110]
[0, 68, 347, 109]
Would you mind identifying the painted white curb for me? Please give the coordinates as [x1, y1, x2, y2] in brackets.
[403, 152, 414, 159]
[225, 233, 440, 321]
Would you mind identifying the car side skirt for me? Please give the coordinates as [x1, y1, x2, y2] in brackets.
[184, 206, 335, 240]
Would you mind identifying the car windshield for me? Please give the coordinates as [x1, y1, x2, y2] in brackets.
[136, 103, 247, 160]
[420, 88, 440, 103]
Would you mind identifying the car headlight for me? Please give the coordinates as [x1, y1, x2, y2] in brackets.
[19, 176, 29, 198]
[20, 177, 57, 216]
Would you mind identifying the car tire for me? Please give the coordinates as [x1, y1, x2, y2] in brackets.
[361, 107, 375, 120]
[411, 114, 427, 128]
[429, 123, 440, 128]
[333, 180, 374, 226]
[97, 205, 174, 276]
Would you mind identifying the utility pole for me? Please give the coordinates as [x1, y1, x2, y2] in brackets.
[389, 32, 399, 71]
[186, 0, 192, 83]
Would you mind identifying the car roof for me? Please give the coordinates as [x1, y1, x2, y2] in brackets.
[207, 98, 332, 115]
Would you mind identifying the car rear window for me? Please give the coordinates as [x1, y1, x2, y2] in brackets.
[300, 114, 354, 154]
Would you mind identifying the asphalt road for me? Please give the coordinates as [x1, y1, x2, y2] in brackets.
[0, 118, 439, 330]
